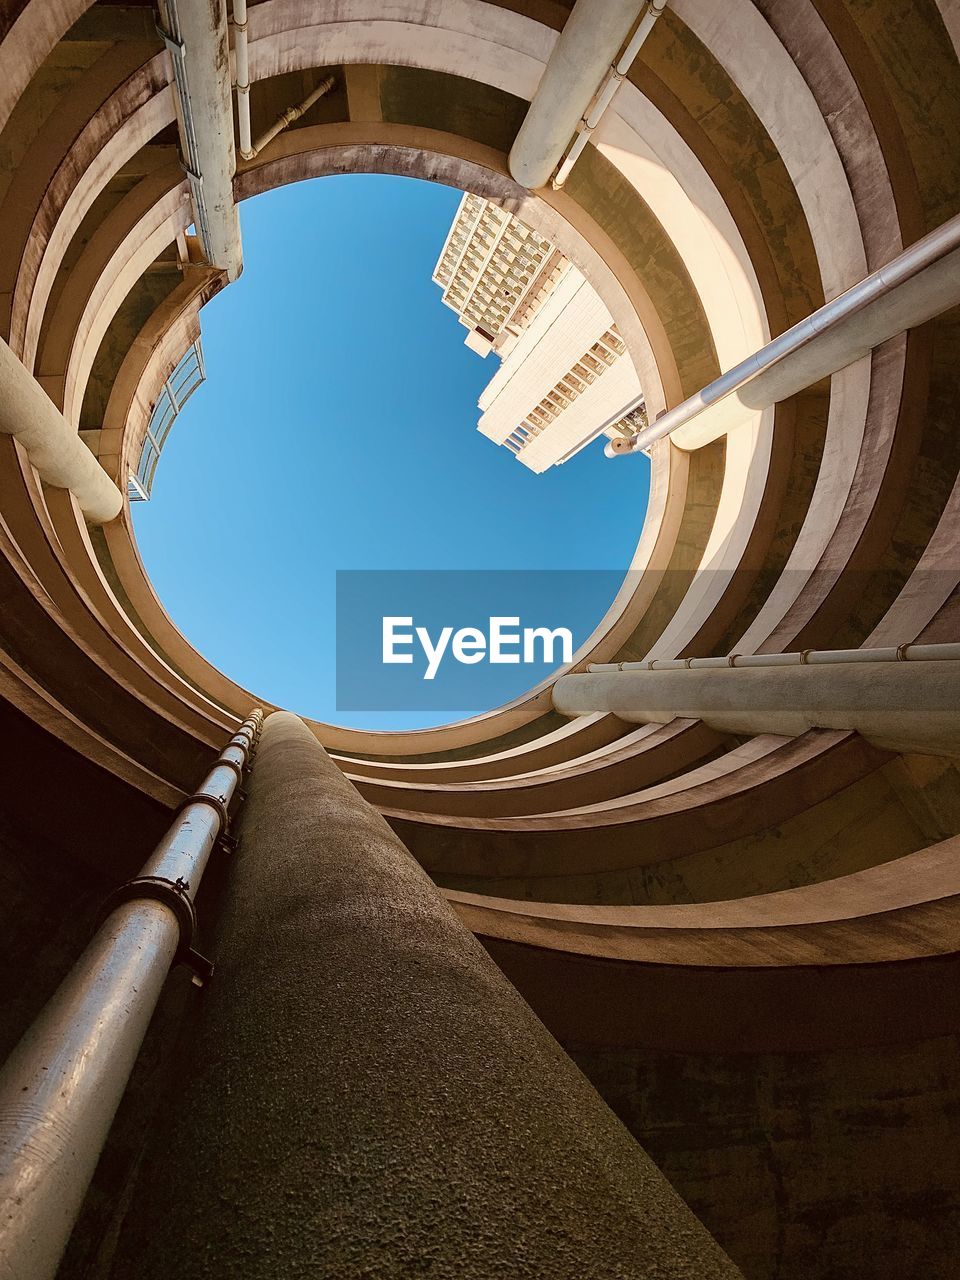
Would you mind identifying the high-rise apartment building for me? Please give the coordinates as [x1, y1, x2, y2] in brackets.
[477, 262, 644, 471]
[432, 193, 561, 358]
[434, 195, 644, 470]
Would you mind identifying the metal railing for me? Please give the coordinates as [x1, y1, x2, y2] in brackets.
[587, 642, 960, 672]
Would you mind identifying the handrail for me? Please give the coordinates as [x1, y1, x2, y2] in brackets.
[587, 643, 960, 671]
[606, 212, 960, 456]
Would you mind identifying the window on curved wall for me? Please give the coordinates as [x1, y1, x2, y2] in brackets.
[128, 341, 206, 502]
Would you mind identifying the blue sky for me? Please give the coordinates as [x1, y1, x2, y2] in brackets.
[133, 175, 650, 728]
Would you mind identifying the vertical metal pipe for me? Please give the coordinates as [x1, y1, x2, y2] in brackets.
[101, 711, 741, 1279]
[552, 0, 666, 190]
[232, 0, 253, 160]
[0, 710, 263, 1280]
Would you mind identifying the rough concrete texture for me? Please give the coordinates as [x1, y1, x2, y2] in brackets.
[573, 1035, 960, 1279]
[106, 711, 741, 1279]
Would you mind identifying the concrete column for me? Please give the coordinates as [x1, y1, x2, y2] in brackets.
[609, 219, 960, 453]
[106, 711, 739, 1278]
[554, 661, 960, 758]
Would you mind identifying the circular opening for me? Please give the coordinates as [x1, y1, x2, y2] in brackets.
[132, 174, 650, 728]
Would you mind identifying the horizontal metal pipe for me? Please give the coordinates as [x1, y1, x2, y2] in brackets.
[0, 337, 123, 524]
[587, 642, 960, 671]
[0, 711, 263, 1280]
[509, 0, 643, 189]
[606, 212, 960, 456]
[555, 664, 960, 758]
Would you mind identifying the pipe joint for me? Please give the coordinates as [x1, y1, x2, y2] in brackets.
[98, 875, 212, 985]
[176, 790, 230, 830]
[216, 755, 246, 785]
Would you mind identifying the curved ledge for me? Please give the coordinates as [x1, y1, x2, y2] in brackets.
[446, 834, 960, 965]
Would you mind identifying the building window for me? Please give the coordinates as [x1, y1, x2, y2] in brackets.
[128, 340, 205, 502]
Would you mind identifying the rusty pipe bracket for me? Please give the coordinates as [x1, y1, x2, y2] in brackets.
[97, 875, 213, 985]
[218, 830, 240, 854]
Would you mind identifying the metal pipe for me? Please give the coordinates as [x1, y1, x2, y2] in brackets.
[509, 0, 644, 190]
[606, 211, 960, 456]
[553, 0, 666, 189]
[158, 0, 243, 280]
[231, 0, 253, 161]
[586, 642, 960, 672]
[0, 336, 123, 524]
[231, 3, 334, 164]
[245, 75, 335, 159]
[0, 710, 263, 1280]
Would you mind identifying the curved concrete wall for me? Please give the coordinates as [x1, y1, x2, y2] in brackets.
[1, 3, 959, 1276]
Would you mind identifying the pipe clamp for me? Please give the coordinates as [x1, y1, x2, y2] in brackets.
[97, 875, 213, 984]
[175, 790, 230, 830]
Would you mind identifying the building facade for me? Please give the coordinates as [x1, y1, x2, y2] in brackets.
[431, 191, 561, 358]
[477, 260, 643, 470]
[435, 195, 644, 470]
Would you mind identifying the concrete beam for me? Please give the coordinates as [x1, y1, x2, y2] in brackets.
[158, 0, 243, 280]
[553, 661, 960, 758]
[0, 337, 122, 524]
